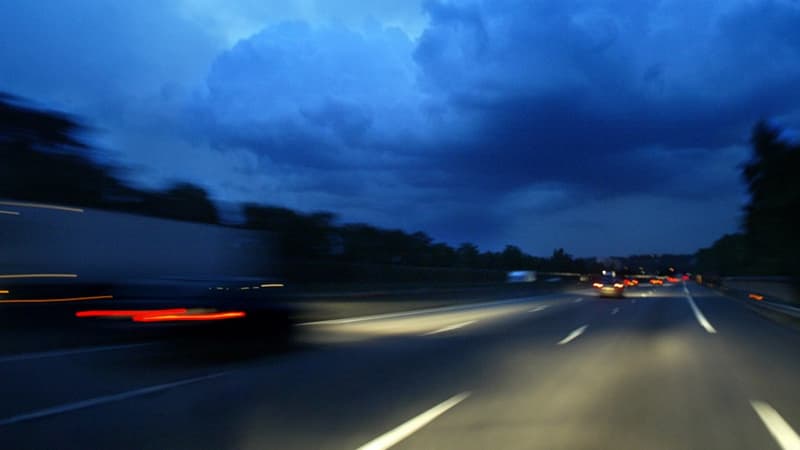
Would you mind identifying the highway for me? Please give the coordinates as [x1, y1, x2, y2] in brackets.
[1, 282, 799, 449]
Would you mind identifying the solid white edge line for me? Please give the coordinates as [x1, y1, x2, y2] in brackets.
[751, 401, 800, 450]
[0, 200, 84, 213]
[299, 294, 564, 326]
[527, 305, 548, 313]
[0, 372, 229, 427]
[0, 343, 153, 364]
[558, 325, 588, 345]
[683, 284, 717, 334]
[424, 320, 477, 336]
[356, 392, 471, 450]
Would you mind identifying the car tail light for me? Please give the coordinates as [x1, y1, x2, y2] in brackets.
[593, 282, 603, 288]
[613, 283, 624, 288]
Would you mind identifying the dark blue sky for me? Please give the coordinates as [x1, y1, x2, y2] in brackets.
[2, 0, 799, 256]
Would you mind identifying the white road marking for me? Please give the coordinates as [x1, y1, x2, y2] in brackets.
[424, 320, 476, 336]
[356, 392, 471, 450]
[0, 372, 228, 427]
[527, 305, 548, 313]
[683, 284, 716, 334]
[573, 297, 583, 303]
[299, 295, 563, 326]
[0, 343, 153, 364]
[751, 401, 800, 450]
[558, 325, 588, 345]
[0, 200, 83, 213]
[612, 307, 619, 315]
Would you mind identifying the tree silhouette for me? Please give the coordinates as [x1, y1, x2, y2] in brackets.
[0, 92, 126, 207]
[1, 93, 220, 224]
[142, 182, 220, 224]
[741, 121, 800, 275]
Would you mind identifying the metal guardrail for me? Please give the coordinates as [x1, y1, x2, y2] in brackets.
[714, 276, 800, 320]
[756, 300, 800, 318]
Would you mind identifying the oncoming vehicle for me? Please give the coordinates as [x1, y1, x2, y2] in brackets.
[593, 275, 625, 297]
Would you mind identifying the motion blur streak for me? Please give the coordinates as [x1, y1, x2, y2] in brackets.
[749, 293, 765, 301]
[0, 200, 84, 213]
[133, 311, 246, 322]
[0, 290, 9, 294]
[75, 309, 188, 318]
[0, 210, 20, 215]
[260, 283, 285, 288]
[0, 295, 112, 304]
[0, 273, 78, 279]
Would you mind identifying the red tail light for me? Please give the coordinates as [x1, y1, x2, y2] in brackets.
[76, 308, 188, 318]
[133, 311, 246, 322]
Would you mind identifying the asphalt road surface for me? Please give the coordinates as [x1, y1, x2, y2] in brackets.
[1, 282, 799, 449]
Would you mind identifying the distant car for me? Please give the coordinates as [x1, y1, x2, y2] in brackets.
[593, 276, 625, 297]
[623, 278, 639, 286]
[650, 278, 664, 285]
[507, 270, 537, 282]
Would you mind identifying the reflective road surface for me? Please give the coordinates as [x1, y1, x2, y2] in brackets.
[1, 282, 799, 449]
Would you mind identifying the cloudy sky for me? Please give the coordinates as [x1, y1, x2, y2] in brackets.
[2, 0, 799, 257]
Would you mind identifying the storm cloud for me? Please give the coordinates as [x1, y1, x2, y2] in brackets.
[2, 0, 799, 255]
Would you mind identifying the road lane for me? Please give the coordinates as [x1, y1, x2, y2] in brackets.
[685, 283, 800, 449]
[0, 290, 578, 423]
[0, 283, 798, 449]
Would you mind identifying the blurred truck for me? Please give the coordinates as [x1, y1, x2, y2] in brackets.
[0, 200, 277, 301]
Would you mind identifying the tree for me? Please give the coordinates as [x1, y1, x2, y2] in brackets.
[501, 245, 525, 269]
[1, 93, 222, 223]
[456, 243, 480, 267]
[547, 248, 574, 272]
[0, 92, 127, 208]
[695, 233, 749, 276]
[741, 121, 800, 275]
[144, 182, 220, 224]
[430, 243, 457, 267]
[244, 204, 335, 260]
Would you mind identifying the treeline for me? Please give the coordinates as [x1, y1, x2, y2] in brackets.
[1, 93, 598, 275]
[243, 204, 601, 272]
[696, 121, 800, 277]
[0, 94, 219, 223]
